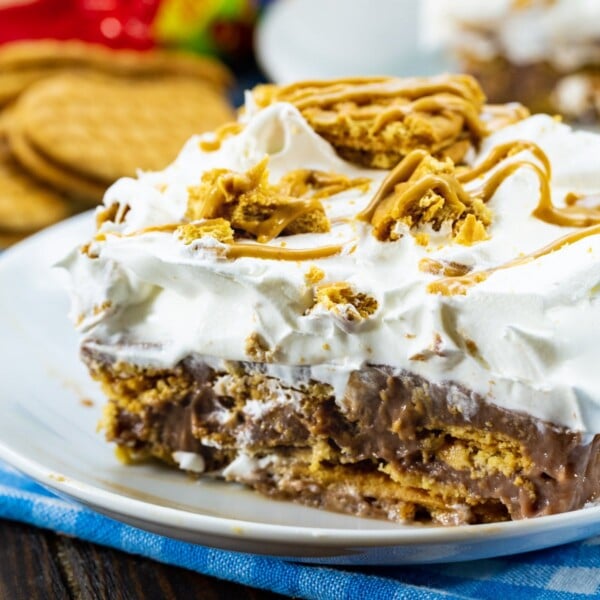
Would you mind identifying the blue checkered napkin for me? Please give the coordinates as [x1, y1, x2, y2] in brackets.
[0, 461, 598, 600]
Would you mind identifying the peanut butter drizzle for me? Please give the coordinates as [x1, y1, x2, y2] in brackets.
[369, 96, 488, 138]
[186, 158, 330, 243]
[198, 122, 244, 152]
[225, 242, 343, 261]
[357, 150, 471, 224]
[100, 222, 344, 261]
[357, 150, 430, 222]
[456, 141, 551, 183]
[360, 138, 600, 237]
[260, 75, 486, 110]
[565, 192, 584, 206]
[239, 197, 325, 243]
[95, 223, 179, 241]
[429, 224, 600, 296]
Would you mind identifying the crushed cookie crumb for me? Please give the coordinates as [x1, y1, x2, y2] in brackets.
[414, 232, 429, 246]
[419, 258, 472, 277]
[312, 282, 378, 321]
[322, 343, 331, 351]
[305, 265, 325, 285]
[465, 339, 478, 356]
[92, 301, 112, 316]
[244, 332, 275, 363]
[176, 218, 234, 245]
[278, 169, 371, 200]
[186, 158, 330, 243]
[454, 213, 489, 246]
[95, 202, 130, 229]
[80, 242, 99, 259]
[409, 333, 446, 361]
[359, 151, 492, 244]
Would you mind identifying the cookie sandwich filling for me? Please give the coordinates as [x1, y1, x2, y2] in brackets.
[61, 75, 600, 524]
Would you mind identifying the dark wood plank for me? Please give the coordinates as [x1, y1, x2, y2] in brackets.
[0, 520, 71, 599]
[0, 520, 289, 600]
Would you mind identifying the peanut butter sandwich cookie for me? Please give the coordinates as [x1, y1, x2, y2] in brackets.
[6, 73, 234, 203]
[0, 142, 70, 249]
[253, 76, 528, 168]
[0, 39, 232, 108]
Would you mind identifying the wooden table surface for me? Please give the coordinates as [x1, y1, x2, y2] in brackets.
[0, 519, 287, 600]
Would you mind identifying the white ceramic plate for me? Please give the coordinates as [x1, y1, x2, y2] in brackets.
[2, 213, 600, 565]
[255, 0, 453, 84]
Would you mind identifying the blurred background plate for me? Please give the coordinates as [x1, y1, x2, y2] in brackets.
[255, 0, 452, 84]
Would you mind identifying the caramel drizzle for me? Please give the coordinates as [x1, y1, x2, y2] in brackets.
[100, 223, 344, 261]
[429, 224, 600, 296]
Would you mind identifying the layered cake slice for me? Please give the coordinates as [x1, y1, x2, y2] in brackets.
[421, 0, 600, 123]
[62, 75, 600, 525]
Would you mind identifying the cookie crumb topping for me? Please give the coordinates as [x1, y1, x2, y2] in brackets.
[186, 157, 330, 242]
[176, 218, 234, 244]
[313, 282, 378, 321]
[245, 332, 275, 362]
[358, 150, 492, 244]
[305, 265, 325, 285]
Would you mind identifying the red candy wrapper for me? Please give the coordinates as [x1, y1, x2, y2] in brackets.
[0, 0, 258, 61]
[0, 0, 161, 49]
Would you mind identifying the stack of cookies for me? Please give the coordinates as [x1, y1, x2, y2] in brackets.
[0, 40, 234, 248]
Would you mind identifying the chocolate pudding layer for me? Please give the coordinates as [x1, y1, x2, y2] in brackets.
[85, 347, 600, 525]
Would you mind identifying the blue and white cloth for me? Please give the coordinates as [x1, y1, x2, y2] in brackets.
[1, 460, 599, 599]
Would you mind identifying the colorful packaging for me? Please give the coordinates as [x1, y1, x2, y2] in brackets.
[0, 0, 258, 59]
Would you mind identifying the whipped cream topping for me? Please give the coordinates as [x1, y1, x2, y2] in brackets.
[421, 0, 600, 71]
[61, 102, 600, 434]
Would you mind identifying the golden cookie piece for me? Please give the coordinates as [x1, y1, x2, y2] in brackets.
[7, 72, 234, 203]
[0, 40, 232, 91]
[253, 75, 496, 168]
[0, 68, 61, 107]
[0, 230, 30, 249]
[0, 144, 71, 240]
[6, 116, 108, 203]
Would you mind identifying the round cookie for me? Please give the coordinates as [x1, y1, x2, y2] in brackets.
[7, 72, 234, 202]
[0, 144, 71, 247]
[0, 40, 232, 91]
